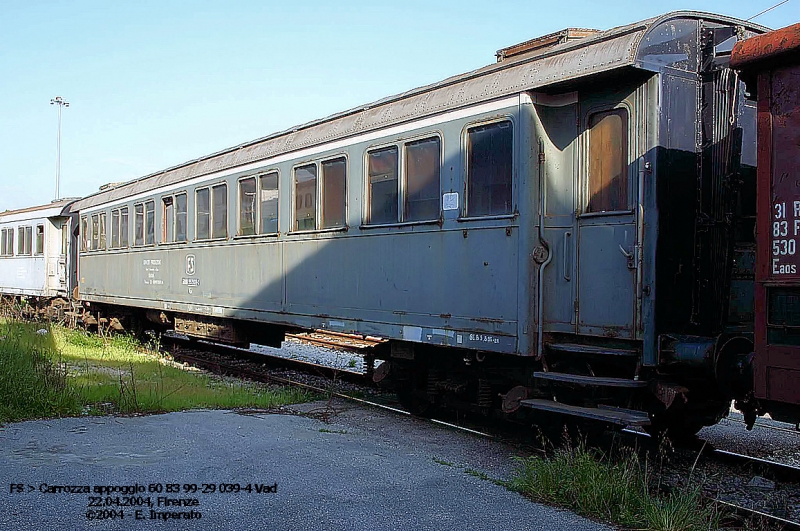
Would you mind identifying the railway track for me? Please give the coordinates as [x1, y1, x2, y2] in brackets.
[163, 335, 800, 529]
[163, 335, 494, 439]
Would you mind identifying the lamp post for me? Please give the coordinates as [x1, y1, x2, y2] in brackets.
[50, 96, 69, 200]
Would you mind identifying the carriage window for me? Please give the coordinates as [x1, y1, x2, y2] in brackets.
[159, 194, 186, 243]
[90, 216, 99, 251]
[466, 121, 513, 217]
[239, 177, 257, 236]
[321, 157, 346, 229]
[134, 203, 145, 246]
[162, 196, 174, 242]
[99, 213, 107, 250]
[17, 226, 32, 255]
[61, 223, 69, 255]
[294, 164, 317, 231]
[1, 228, 14, 256]
[196, 188, 210, 240]
[587, 109, 628, 213]
[368, 146, 399, 224]
[111, 209, 120, 248]
[6, 228, 15, 256]
[145, 200, 155, 245]
[211, 184, 227, 239]
[260, 172, 279, 234]
[81, 216, 89, 251]
[35, 225, 44, 255]
[175, 193, 187, 242]
[120, 207, 129, 247]
[405, 137, 440, 222]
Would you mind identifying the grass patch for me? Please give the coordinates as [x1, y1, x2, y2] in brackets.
[507, 443, 720, 531]
[0, 321, 80, 422]
[0, 319, 315, 423]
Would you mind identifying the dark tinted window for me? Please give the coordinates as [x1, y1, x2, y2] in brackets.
[405, 137, 440, 222]
[196, 188, 210, 240]
[175, 193, 187, 242]
[466, 121, 513, 216]
[368, 146, 398, 224]
[145, 200, 155, 245]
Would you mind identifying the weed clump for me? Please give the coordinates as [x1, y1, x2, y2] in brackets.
[508, 442, 719, 531]
[0, 322, 80, 422]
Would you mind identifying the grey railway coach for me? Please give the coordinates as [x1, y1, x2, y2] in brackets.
[70, 12, 774, 434]
[0, 199, 78, 307]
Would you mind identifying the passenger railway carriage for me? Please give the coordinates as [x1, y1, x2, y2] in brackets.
[0, 199, 77, 315]
[41, 11, 800, 435]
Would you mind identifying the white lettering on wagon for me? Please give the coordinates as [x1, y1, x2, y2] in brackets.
[142, 258, 163, 285]
[469, 334, 500, 344]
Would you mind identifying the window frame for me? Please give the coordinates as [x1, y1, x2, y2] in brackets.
[194, 182, 228, 241]
[290, 155, 348, 234]
[461, 117, 516, 220]
[99, 212, 107, 250]
[133, 201, 156, 247]
[237, 176, 258, 237]
[109, 206, 130, 249]
[111, 208, 120, 248]
[403, 135, 442, 223]
[145, 200, 155, 245]
[581, 105, 633, 217]
[17, 225, 32, 255]
[363, 133, 444, 228]
[258, 170, 280, 236]
[80, 215, 89, 251]
[160, 191, 188, 244]
[90, 215, 99, 251]
[0, 228, 13, 257]
[35, 224, 44, 255]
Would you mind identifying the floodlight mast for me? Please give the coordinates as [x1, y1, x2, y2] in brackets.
[50, 96, 69, 200]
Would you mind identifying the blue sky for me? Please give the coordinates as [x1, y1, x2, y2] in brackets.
[1, 0, 797, 211]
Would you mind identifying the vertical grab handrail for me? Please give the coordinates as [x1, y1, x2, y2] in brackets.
[536, 138, 552, 360]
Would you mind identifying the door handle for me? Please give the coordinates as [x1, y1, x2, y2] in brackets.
[619, 245, 636, 270]
[563, 232, 571, 281]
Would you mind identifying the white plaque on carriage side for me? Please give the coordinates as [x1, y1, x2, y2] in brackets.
[442, 192, 459, 211]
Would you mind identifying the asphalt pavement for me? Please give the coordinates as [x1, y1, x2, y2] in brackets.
[0, 402, 612, 530]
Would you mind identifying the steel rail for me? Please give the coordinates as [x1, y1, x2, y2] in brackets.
[167, 344, 495, 440]
[163, 334, 369, 385]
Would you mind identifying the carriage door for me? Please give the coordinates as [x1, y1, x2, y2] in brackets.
[576, 107, 638, 338]
[58, 221, 68, 286]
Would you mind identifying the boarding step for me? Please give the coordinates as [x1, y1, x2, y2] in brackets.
[533, 372, 647, 388]
[519, 399, 651, 426]
[546, 343, 639, 357]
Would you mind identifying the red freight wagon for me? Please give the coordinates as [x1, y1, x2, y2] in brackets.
[732, 23, 800, 423]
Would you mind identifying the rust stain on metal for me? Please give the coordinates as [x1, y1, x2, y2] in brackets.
[731, 23, 800, 69]
[651, 382, 689, 409]
[473, 317, 505, 324]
